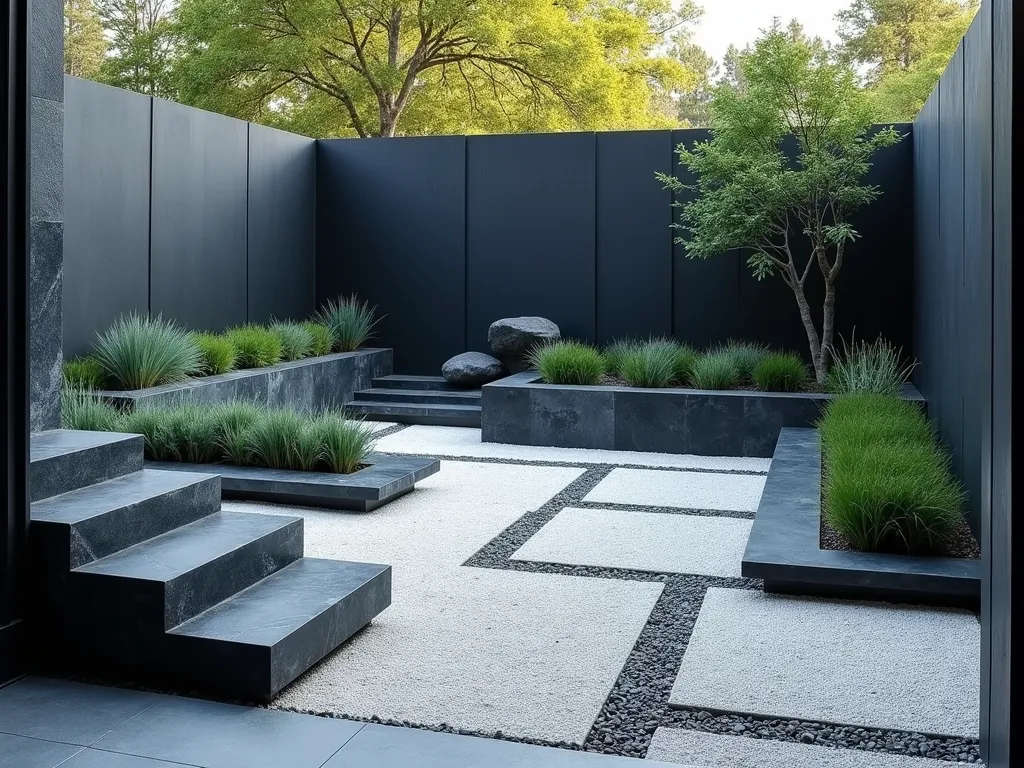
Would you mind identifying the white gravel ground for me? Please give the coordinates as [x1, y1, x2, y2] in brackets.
[375, 426, 771, 473]
[583, 469, 766, 512]
[645, 728, 967, 767]
[511, 507, 752, 577]
[668, 589, 980, 738]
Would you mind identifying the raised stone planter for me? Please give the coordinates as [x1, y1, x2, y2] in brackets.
[482, 372, 925, 458]
[150, 453, 440, 512]
[97, 349, 392, 412]
[741, 428, 980, 609]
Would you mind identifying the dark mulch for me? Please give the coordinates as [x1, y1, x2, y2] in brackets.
[820, 513, 981, 559]
[597, 373, 820, 393]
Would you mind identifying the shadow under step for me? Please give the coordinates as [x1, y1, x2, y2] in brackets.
[167, 557, 392, 701]
[30, 430, 145, 502]
[345, 401, 481, 428]
[353, 388, 481, 406]
[371, 375, 466, 392]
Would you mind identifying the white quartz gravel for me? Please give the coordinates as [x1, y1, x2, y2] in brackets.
[583, 469, 766, 512]
[645, 728, 968, 767]
[669, 589, 980, 738]
[375, 426, 771, 473]
[511, 507, 752, 577]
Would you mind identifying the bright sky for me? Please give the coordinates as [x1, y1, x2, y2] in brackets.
[683, 0, 851, 63]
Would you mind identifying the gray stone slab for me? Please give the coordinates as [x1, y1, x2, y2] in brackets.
[29, 218, 64, 433]
[0, 733, 82, 768]
[741, 428, 981, 608]
[60, 749, 187, 768]
[530, 384, 615, 450]
[149, 453, 440, 511]
[29, 430, 145, 502]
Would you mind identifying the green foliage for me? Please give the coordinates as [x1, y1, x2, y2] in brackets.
[245, 409, 305, 469]
[314, 413, 376, 475]
[190, 333, 237, 376]
[301, 322, 334, 357]
[270, 322, 315, 362]
[224, 325, 283, 369]
[173, 0, 699, 139]
[602, 339, 640, 376]
[670, 345, 699, 386]
[317, 295, 381, 353]
[713, 340, 769, 383]
[64, 0, 107, 78]
[620, 341, 678, 388]
[752, 352, 809, 392]
[819, 393, 964, 554]
[96, 0, 177, 98]
[689, 351, 739, 391]
[528, 341, 606, 386]
[63, 356, 107, 390]
[61, 388, 120, 431]
[826, 335, 917, 396]
[658, 23, 904, 384]
[93, 313, 202, 390]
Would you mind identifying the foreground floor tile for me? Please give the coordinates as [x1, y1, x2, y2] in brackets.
[583, 469, 766, 512]
[327, 723, 677, 767]
[645, 727, 965, 767]
[375, 426, 771, 472]
[0, 733, 82, 768]
[512, 507, 752, 577]
[668, 589, 980, 737]
[273, 567, 663, 744]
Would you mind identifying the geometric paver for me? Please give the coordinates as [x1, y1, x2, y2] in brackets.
[583, 468, 766, 512]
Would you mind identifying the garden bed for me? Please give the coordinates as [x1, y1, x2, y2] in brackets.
[741, 428, 980, 609]
[97, 349, 392, 412]
[151, 453, 440, 512]
[481, 372, 925, 457]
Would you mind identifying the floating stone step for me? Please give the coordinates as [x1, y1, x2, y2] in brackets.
[345, 401, 481, 428]
[29, 430, 144, 502]
[167, 557, 392, 700]
[352, 387, 481, 406]
[370, 375, 463, 391]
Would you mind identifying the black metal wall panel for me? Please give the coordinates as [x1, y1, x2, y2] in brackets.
[247, 124, 316, 324]
[149, 98, 248, 331]
[62, 77, 152, 357]
[316, 137, 466, 374]
[465, 133, 597, 353]
[595, 131, 673, 343]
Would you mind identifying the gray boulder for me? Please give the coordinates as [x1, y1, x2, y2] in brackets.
[488, 316, 561, 372]
[442, 352, 507, 387]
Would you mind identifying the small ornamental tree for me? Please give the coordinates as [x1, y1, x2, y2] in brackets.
[657, 23, 904, 384]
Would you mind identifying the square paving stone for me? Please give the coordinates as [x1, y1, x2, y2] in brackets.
[0, 733, 83, 768]
[645, 727, 966, 767]
[511, 508, 752, 577]
[61, 749, 196, 767]
[0, 677, 161, 746]
[583, 468, 765, 512]
[92, 696, 362, 768]
[668, 589, 980, 738]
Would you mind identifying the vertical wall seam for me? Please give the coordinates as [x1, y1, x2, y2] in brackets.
[245, 122, 251, 323]
[463, 136, 469, 353]
[147, 96, 154, 317]
[593, 133, 599, 343]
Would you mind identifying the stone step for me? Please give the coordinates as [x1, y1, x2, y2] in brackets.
[353, 387, 481, 406]
[31, 469, 222, 569]
[370, 375, 462, 391]
[72, 511, 303, 632]
[29, 430, 144, 502]
[345, 401, 482, 428]
[167, 557, 392, 701]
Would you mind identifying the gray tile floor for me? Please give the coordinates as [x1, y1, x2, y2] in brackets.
[0, 677, 674, 768]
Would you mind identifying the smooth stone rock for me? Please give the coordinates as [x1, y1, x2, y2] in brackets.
[487, 317, 560, 372]
[442, 352, 506, 387]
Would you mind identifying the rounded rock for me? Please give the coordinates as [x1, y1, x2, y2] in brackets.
[441, 351, 507, 387]
[487, 316, 561, 371]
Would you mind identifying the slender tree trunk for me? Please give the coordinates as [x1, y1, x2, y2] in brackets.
[820, 277, 837, 375]
[789, 278, 825, 384]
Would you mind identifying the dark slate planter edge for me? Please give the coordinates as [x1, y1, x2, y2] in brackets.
[741, 427, 981, 609]
[146, 452, 440, 512]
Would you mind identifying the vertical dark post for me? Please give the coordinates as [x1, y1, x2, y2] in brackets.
[1, 0, 31, 681]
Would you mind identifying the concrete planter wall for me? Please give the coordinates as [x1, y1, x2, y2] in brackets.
[482, 372, 925, 458]
[98, 349, 392, 412]
[742, 428, 980, 609]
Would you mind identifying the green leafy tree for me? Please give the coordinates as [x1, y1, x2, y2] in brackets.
[64, 0, 108, 78]
[657, 22, 904, 384]
[97, 0, 177, 98]
[671, 31, 717, 127]
[173, 0, 698, 138]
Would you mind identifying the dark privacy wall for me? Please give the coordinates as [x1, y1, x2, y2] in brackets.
[62, 77, 317, 357]
[317, 128, 915, 375]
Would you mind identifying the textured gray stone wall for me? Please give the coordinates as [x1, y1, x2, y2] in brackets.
[29, 0, 64, 432]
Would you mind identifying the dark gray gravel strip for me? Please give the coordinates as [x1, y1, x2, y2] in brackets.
[573, 500, 756, 520]
[369, 423, 412, 440]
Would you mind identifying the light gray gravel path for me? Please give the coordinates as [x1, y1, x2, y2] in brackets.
[583, 469, 766, 512]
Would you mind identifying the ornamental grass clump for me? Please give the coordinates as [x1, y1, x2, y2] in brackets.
[689, 351, 739, 390]
[819, 393, 964, 555]
[63, 356, 106, 390]
[224, 325, 283, 369]
[92, 313, 202, 390]
[190, 332, 237, 376]
[619, 341, 678, 388]
[301, 322, 334, 357]
[715, 340, 769, 384]
[61, 388, 120, 431]
[315, 413, 376, 475]
[528, 340, 605, 385]
[270, 322, 315, 362]
[318, 295, 381, 352]
[752, 352, 809, 392]
[602, 339, 639, 376]
[826, 335, 917, 397]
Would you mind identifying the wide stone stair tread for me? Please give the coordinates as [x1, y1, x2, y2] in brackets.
[371, 374, 465, 391]
[345, 401, 481, 428]
[353, 387, 482, 405]
[29, 429, 145, 502]
[74, 510, 301, 582]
